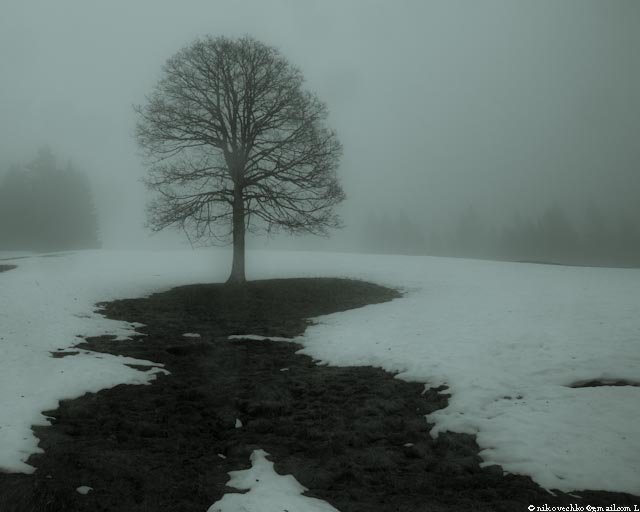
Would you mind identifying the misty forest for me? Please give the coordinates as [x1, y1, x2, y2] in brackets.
[0, 147, 100, 251]
[1, 2, 639, 512]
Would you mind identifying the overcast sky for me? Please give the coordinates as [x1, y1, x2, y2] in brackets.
[1, 0, 638, 249]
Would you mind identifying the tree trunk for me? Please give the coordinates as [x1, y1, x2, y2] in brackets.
[227, 185, 246, 284]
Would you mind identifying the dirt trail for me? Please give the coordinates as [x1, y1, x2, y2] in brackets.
[0, 278, 636, 511]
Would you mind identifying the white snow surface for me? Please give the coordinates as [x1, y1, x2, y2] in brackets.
[207, 449, 340, 512]
[1, 249, 639, 496]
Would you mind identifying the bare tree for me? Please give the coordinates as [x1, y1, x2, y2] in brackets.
[135, 36, 344, 283]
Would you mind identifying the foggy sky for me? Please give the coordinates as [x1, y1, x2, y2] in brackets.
[1, 0, 638, 249]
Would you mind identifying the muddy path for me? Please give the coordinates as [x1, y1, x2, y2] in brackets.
[0, 278, 636, 511]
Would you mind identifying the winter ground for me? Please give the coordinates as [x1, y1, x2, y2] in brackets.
[0, 249, 639, 497]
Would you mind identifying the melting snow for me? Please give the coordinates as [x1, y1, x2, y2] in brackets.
[208, 449, 340, 512]
[1, 248, 639, 495]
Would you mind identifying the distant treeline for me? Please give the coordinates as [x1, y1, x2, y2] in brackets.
[363, 204, 640, 268]
[0, 147, 100, 251]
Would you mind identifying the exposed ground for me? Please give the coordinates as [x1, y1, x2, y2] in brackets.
[0, 278, 637, 511]
[0, 264, 16, 273]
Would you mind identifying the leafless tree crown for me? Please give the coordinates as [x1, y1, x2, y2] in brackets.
[135, 35, 344, 244]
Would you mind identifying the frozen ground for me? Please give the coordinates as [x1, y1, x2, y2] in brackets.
[0, 249, 638, 496]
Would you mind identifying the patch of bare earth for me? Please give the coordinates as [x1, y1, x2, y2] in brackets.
[0, 278, 637, 511]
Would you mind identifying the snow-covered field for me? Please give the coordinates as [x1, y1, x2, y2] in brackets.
[1, 249, 639, 496]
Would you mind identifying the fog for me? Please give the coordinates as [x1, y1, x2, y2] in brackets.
[1, 0, 639, 261]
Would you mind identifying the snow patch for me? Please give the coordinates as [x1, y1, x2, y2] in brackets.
[0, 249, 227, 473]
[207, 449, 340, 512]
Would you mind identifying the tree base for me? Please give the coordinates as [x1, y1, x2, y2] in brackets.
[225, 274, 247, 286]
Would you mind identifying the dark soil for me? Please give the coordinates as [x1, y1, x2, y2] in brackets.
[570, 379, 640, 388]
[0, 264, 17, 273]
[0, 278, 637, 511]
